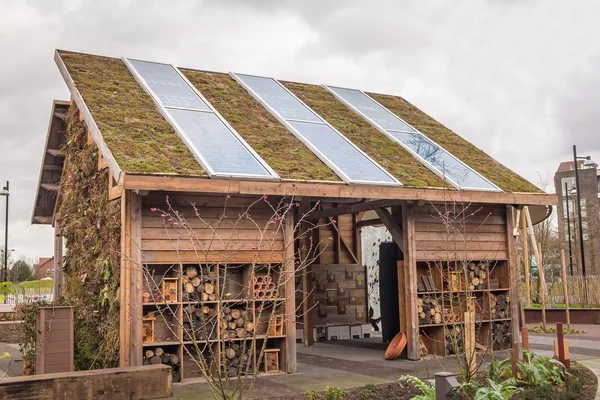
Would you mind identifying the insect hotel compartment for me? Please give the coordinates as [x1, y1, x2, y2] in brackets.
[182, 342, 218, 379]
[182, 265, 217, 303]
[143, 264, 180, 304]
[252, 264, 281, 300]
[417, 295, 442, 325]
[220, 304, 254, 341]
[222, 341, 254, 377]
[182, 304, 218, 341]
[220, 265, 252, 301]
[143, 345, 181, 383]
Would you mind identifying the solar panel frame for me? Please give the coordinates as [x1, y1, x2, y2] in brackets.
[324, 85, 502, 192]
[123, 58, 279, 180]
[230, 72, 401, 186]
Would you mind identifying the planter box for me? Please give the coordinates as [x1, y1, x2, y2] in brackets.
[524, 308, 600, 325]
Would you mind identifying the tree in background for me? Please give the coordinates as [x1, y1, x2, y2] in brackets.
[8, 259, 33, 283]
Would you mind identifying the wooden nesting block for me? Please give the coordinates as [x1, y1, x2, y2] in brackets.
[268, 314, 284, 336]
[264, 349, 280, 373]
[142, 315, 155, 343]
[162, 278, 178, 303]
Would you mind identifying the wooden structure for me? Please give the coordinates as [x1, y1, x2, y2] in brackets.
[31, 49, 556, 381]
[35, 306, 74, 374]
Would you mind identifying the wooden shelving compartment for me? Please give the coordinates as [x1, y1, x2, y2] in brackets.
[415, 260, 512, 357]
[141, 262, 288, 383]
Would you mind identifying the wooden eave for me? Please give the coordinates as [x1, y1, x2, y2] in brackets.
[122, 173, 557, 207]
[31, 100, 70, 225]
[54, 50, 122, 183]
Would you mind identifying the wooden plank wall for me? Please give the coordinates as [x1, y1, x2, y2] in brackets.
[140, 193, 285, 264]
[413, 204, 508, 261]
[35, 307, 73, 374]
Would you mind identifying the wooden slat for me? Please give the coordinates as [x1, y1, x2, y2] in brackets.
[415, 250, 508, 261]
[141, 227, 283, 240]
[414, 215, 505, 225]
[123, 174, 557, 206]
[43, 165, 63, 171]
[41, 183, 60, 191]
[284, 209, 296, 373]
[415, 232, 506, 242]
[415, 241, 507, 252]
[120, 192, 131, 367]
[414, 223, 506, 233]
[54, 219, 63, 299]
[142, 250, 283, 264]
[375, 208, 404, 253]
[141, 239, 284, 251]
[47, 149, 66, 157]
[142, 217, 274, 229]
[129, 192, 143, 367]
[506, 205, 519, 341]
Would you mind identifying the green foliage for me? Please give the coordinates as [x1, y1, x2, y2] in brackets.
[473, 378, 521, 400]
[398, 375, 435, 400]
[0, 282, 15, 296]
[487, 358, 512, 382]
[530, 325, 585, 334]
[8, 260, 33, 282]
[358, 384, 376, 399]
[19, 301, 52, 374]
[305, 390, 323, 400]
[517, 351, 570, 387]
[324, 386, 345, 400]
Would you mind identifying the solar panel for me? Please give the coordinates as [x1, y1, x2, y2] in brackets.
[288, 121, 397, 183]
[325, 86, 500, 191]
[232, 73, 399, 185]
[124, 59, 278, 179]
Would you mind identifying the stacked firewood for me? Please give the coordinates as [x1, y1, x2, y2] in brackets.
[253, 275, 277, 299]
[490, 293, 510, 319]
[183, 304, 217, 341]
[445, 326, 464, 355]
[492, 322, 511, 350]
[417, 296, 442, 325]
[221, 307, 254, 340]
[182, 266, 216, 302]
[143, 347, 181, 383]
[467, 262, 488, 291]
[223, 343, 253, 377]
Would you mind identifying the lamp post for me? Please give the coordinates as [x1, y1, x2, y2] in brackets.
[0, 182, 8, 283]
[564, 182, 574, 275]
[572, 146, 596, 277]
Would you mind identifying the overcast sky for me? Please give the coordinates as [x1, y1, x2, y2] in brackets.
[1, 0, 599, 261]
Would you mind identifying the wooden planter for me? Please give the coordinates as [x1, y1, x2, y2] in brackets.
[35, 306, 74, 374]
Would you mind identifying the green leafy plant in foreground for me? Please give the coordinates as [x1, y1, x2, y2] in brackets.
[325, 386, 345, 400]
[398, 375, 435, 400]
[473, 378, 521, 400]
[304, 390, 322, 400]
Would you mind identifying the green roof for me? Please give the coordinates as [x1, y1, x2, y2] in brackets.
[56, 50, 541, 193]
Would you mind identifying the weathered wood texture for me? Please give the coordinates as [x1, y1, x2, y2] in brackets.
[284, 209, 297, 372]
[53, 220, 63, 299]
[0, 364, 172, 400]
[35, 307, 73, 375]
[413, 204, 508, 260]
[140, 193, 284, 264]
[402, 204, 419, 360]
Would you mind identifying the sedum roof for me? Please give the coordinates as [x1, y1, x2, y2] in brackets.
[56, 50, 541, 193]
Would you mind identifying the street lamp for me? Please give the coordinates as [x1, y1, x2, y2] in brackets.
[572, 145, 596, 278]
[564, 182, 574, 275]
[0, 181, 8, 282]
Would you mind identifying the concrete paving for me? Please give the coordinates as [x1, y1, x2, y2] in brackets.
[0, 342, 22, 378]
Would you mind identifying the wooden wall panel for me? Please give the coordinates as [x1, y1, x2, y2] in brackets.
[413, 204, 508, 261]
[141, 193, 284, 265]
[35, 306, 73, 375]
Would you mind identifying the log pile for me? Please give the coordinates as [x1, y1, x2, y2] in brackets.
[183, 304, 218, 341]
[253, 275, 277, 299]
[142, 347, 181, 383]
[492, 322, 511, 350]
[467, 262, 488, 291]
[223, 343, 253, 377]
[221, 306, 254, 340]
[182, 266, 217, 302]
[445, 326, 464, 355]
[417, 296, 442, 325]
[490, 293, 510, 320]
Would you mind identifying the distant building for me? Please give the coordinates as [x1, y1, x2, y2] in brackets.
[554, 160, 600, 275]
[33, 257, 55, 279]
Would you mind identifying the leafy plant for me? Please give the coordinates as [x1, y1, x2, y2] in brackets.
[474, 378, 521, 400]
[325, 386, 345, 400]
[487, 358, 512, 382]
[358, 384, 376, 399]
[0, 282, 15, 296]
[517, 351, 570, 386]
[305, 390, 322, 400]
[398, 375, 435, 400]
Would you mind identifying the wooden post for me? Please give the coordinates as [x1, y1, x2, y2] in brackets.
[53, 219, 63, 300]
[556, 323, 565, 363]
[560, 249, 571, 330]
[300, 198, 314, 346]
[284, 209, 297, 373]
[119, 190, 143, 367]
[521, 208, 531, 307]
[401, 203, 419, 360]
[538, 243, 547, 331]
[506, 206, 520, 342]
[511, 342, 519, 378]
[464, 298, 476, 378]
[521, 326, 529, 353]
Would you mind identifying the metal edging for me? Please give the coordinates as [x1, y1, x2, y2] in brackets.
[230, 72, 402, 187]
[123, 58, 279, 181]
[323, 85, 502, 192]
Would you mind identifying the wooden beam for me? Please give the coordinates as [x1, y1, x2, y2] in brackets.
[47, 149, 66, 157]
[300, 198, 314, 346]
[0, 364, 172, 400]
[357, 218, 382, 228]
[53, 111, 67, 121]
[284, 209, 297, 373]
[43, 165, 63, 171]
[55, 50, 122, 183]
[32, 216, 53, 224]
[521, 210, 531, 306]
[326, 214, 358, 264]
[129, 192, 143, 366]
[375, 208, 404, 253]
[402, 203, 419, 360]
[120, 192, 131, 367]
[53, 219, 63, 300]
[123, 175, 557, 206]
[41, 183, 60, 191]
[313, 199, 402, 219]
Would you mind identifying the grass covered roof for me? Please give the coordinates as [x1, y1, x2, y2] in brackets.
[57, 50, 540, 193]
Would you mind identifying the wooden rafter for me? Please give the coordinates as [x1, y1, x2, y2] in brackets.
[375, 208, 404, 253]
[327, 215, 358, 264]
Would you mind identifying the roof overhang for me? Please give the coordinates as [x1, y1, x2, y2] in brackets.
[31, 100, 70, 225]
[122, 173, 557, 207]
